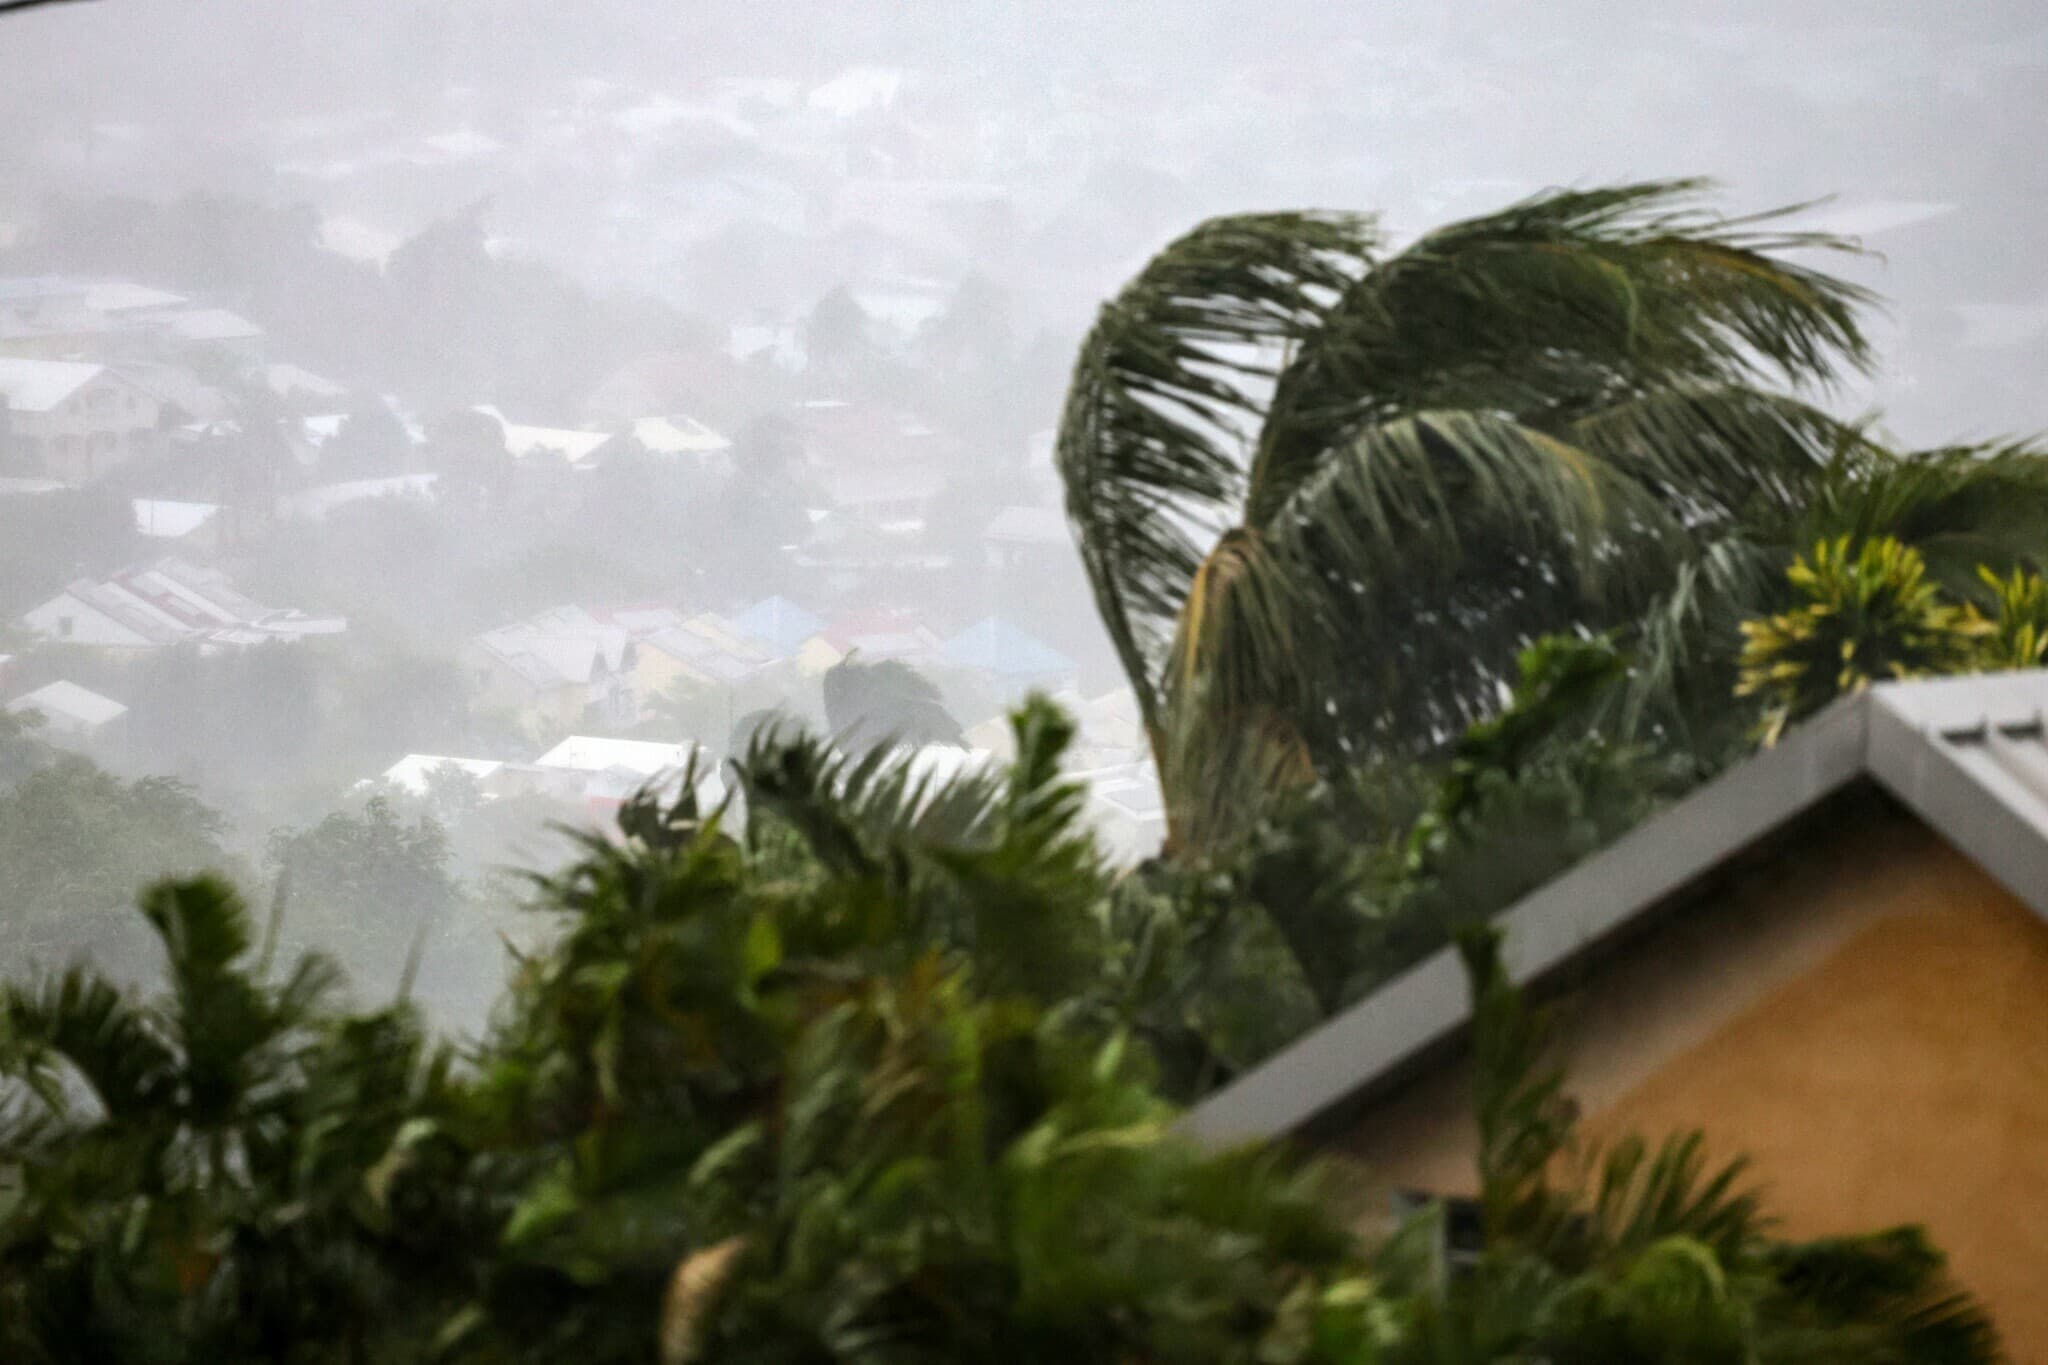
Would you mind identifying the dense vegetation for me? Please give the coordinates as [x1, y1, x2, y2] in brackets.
[0, 704, 1996, 1362]
[6, 180, 2046, 1358]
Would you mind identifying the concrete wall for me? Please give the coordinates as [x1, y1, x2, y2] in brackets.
[1337, 809, 2048, 1362]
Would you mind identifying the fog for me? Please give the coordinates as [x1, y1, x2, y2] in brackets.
[1, 0, 2043, 1025]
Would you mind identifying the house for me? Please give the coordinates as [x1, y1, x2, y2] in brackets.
[474, 405, 611, 466]
[107, 359, 232, 426]
[1179, 670, 2048, 1360]
[469, 608, 637, 734]
[940, 617, 1078, 696]
[6, 679, 128, 748]
[19, 557, 345, 653]
[730, 595, 827, 657]
[817, 609, 942, 664]
[533, 734, 717, 825]
[634, 613, 775, 698]
[0, 277, 105, 358]
[377, 753, 508, 797]
[0, 358, 162, 483]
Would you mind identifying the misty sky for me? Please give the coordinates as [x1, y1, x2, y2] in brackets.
[5, 0, 2045, 447]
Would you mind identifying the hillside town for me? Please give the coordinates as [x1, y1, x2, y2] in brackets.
[0, 255, 1162, 860]
[10, 3, 2048, 1361]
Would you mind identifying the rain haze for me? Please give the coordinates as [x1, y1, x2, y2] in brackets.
[15, 4, 2048, 1358]
[1, 0, 2044, 1023]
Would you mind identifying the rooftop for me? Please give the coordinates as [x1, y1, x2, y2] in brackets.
[7, 679, 128, 728]
[535, 735, 690, 777]
[941, 616, 1076, 678]
[0, 358, 104, 413]
[1181, 668, 2048, 1148]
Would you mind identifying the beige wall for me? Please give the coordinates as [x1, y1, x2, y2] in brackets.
[1338, 810, 2048, 1363]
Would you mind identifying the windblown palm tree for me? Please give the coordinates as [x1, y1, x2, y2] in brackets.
[1057, 180, 1879, 851]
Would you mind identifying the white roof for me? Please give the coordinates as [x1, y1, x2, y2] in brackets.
[535, 735, 689, 777]
[0, 358, 103, 413]
[84, 282, 187, 313]
[132, 499, 220, 539]
[0, 477, 65, 496]
[631, 415, 731, 455]
[474, 406, 611, 463]
[161, 308, 263, 342]
[7, 680, 127, 727]
[898, 743, 996, 789]
[380, 753, 506, 795]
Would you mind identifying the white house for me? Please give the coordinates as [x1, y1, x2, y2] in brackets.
[6, 679, 129, 745]
[19, 557, 345, 653]
[469, 608, 638, 733]
[0, 358, 162, 483]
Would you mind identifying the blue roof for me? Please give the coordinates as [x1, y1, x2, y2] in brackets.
[941, 617, 1075, 679]
[732, 595, 824, 654]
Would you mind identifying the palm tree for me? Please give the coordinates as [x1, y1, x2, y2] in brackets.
[0, 878, 453, 1362]
[1056, 180, 1877, 852]
[822, 653, 966, 751]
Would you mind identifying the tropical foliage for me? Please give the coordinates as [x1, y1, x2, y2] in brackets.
[1057, 180, 2048, 853]
[1737, 536, 1991, 741]
[3, 176, 2041, 1360]
[1737, 536, 2048, 739]
[1056, 180, 1880, 850]
[0, 705, 1998, 1362]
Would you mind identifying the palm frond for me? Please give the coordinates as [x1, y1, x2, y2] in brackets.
[0, 967, 175, 1129]
[733, 724, 1010, 877]
[1798, 438, 2048, 588]
[1057, 210, 1381, 732]
[1246, 179, 1872, 521]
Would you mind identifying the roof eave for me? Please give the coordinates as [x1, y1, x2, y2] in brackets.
[1177, 691, 1873, 1147]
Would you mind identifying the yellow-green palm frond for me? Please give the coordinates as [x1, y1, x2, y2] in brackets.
[1737, 536, 1991, 741]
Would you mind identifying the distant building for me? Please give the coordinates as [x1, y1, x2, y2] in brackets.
[6, 679, 130, 752]
[0, 358, 162, 483]
[377, 753, 508, 797]
[634, 613, 776, 698]
[469, 607, 637, 734]
[473, 405, 611, 466]
[18, 557, 345, 653]
[730, 595, 826, 656]
[533, 733, 717, 825]
[940, 616, 1078, 696]
[817, 609, 942, 664]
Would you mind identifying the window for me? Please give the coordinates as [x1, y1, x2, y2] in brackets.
[57, 615, 74, 638]
[1390, 1190, 1486, 1278]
